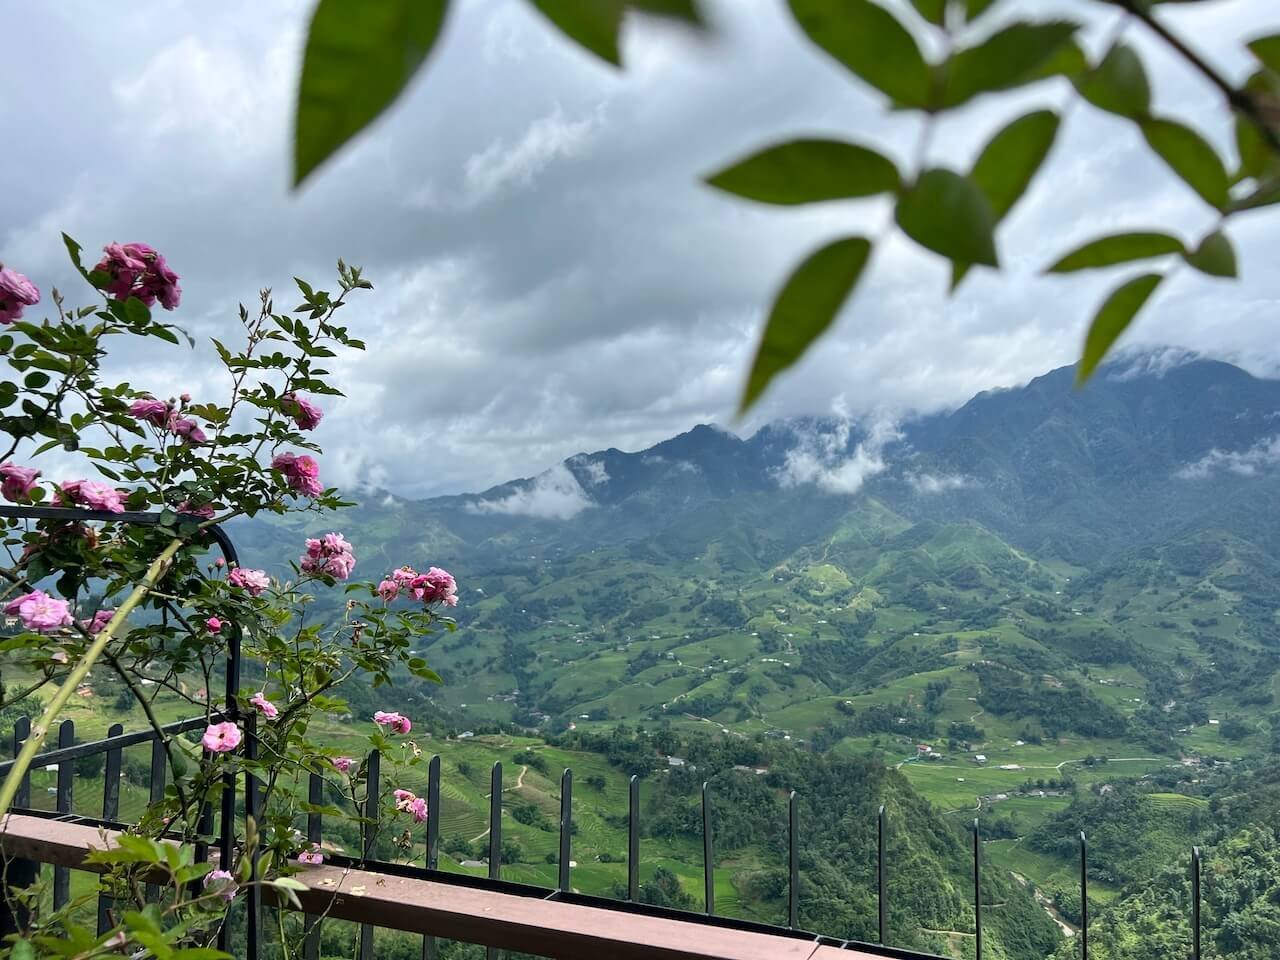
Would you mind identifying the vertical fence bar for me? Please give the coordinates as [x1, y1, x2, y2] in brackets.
[877, 803, 887, 945]
[359, 749, 380, 960]
[788, 790, 799, 929]
[245, 713, 261, 960]
[426, 755, 441, 870]
[52, 719, 74, 909]
[1191, 846, 1202, 960]
[145, 735, 166, 902]
[304, 771, 325, 960]
[489, 762, 503, 880]
[1079, 832, 1088, 960]
[217, 625, 242, 955]
[487, 762, 503, 960]
[702, 781, 714, 916]
[973, 818, 982, 960]
[97, 723, 124, 935]
[557, 769, 572, 893]
[13, 717, 30, 809]
[1, 718, 36, 938]
[627, 775, 640, 902]
[422, 755, 442, 960]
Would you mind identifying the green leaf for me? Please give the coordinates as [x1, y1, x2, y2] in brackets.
[937, 21, 1077, 108]
[788, 0, 931, 107]
[705, 139, 899, 205]
[1247, 33, 1280, 75]
[971, 110, 1060, 222]
[909, 0, 947, 25]
[294, 0, 449, 186]
[531, 1, 625, 64]
[1047, 232, 1184, 272]
[629, 0, 706, 26]
[952, 110, 1060, 291]
[1077, 273, 1163, 386]
[123, 296, 151, 325]
[895, 169, 998, 266]
[740, 236, 873, 413]
[1141, 117, 1230, 209]
[1075, 43, 1150, 119]
[1183, 230, 1237, 278]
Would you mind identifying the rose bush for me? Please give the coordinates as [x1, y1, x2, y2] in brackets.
[0, 238, 454, 958]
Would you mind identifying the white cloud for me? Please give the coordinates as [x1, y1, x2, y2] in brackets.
[906, 472, 975, 495]
[1176, 435, 1280, 479]
[465, 464, 594, 519]
[573, 456, 609, 486]
[776, 403, 901, 495]
[463, 105, 603, 204]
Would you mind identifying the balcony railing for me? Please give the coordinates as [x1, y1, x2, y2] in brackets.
[0, 506, 1211, 959]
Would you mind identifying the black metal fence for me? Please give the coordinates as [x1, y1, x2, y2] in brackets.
[0, 506, 1214, 960]
[0, 717, 1216, 960]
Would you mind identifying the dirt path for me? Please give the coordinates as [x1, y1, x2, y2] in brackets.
[1055, 756, 1162, 771]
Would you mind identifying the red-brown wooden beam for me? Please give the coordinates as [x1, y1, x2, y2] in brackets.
[0, 814, 896, 960]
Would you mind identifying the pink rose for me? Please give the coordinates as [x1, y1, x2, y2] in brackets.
[0, 463, 40, 502]
[282, 393, 323, 431]
[203, 869, 238, 902]
[410, 567, 458, 607]
[128, 398, 170, 427]
[408, 797, 428, 823]
[201, 721, 241, 753]
[93, 242, 181, 311]
[59, 479, 125, 513]
[82, 608, 115, 636]
[205, 617, 222, 633]
[332, 756, 354, 774]
[0, 266, 40, 324]
[299, 532, 355, 580]
[373, 711, 411, 735]
[227, 567, 270, 597]
[297, 849, 323, 865]
[167, 415, 207, 445]
[272, 452, 323, 498]
[214, 558, 225, 569]
[376, 579, 399, 601]
[249, 691, 279, 720]
[390, 565, 417, 585]
[177, 500, 216, 519]
[4, 590, 73, 633]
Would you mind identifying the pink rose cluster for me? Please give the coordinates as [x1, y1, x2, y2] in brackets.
[93, 242, 181, 311]
[374, 710, 411, 734]
[4, 590, 73, 633]
[394, 788, 429, 823]
[128, 397, 207, 444]
[272, 452, 322, 498]
[300, 532, 355, 580]
[82, 608, 116, 636]
[203, 869, 238, 902]
[376, 566, 458, 608]
[332, 756, 355, 774]
[282, 392, 322, 431]
[228, 567, 271, 597]
[58, 479, 125, 514]
[0, 266, 40, 325]
[0, 463, 39, 502]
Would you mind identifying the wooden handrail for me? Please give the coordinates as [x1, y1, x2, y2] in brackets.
[0, 814, 901, 960]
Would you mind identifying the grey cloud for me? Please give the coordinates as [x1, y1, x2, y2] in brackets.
[3, 0, 1278, 499]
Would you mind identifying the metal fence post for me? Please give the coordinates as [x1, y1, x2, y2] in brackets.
[878, 803, 888, 945]
[422, 754, 441, 960]
[359, 749, 380, 960]
[788, 790, 798, 929]
[0, 718, 37, 937]
[144, 733, 166, 902]
[98, 722, 124, 934]
[558, 769, 572, 893]
[628, 775, 640, 902]
[1192, 846, 1202, 960]
[304, 771, 325, 960]
[973, 818, 982, 960]
[53, 719, 74, 909]
[1080, 832, 1088, 960]
[702, 781, 714, 916]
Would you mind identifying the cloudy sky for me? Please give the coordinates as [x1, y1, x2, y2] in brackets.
[2, 0, 1277, 498]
